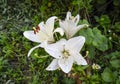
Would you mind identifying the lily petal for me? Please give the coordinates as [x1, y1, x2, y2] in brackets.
[27, 44, 43, 57]
[38, 22, 44, 29]
[23, 31, 42, 43]
[54, 28, 64, 36]
[72, 53, 87, 65]
[73, 14, 80, 25]
[59, 21, 69, 33]
[59, 11, 89, 39]
[66, 11, 71, 20]
[24, 30, 54, 43]
[76, 24, 88, 31]
[46, 59, 59, 70]
[46, 16, 57, 32]
[65, 36, 85, 52]
[45, 39, 66, 59]
[59, 21, 72, 39]
[58, 56, 73, 73]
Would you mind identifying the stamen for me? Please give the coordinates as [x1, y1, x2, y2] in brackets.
[33, 26, 40, 34]
[33, 27, 37, 34]
[36, 26, 40, 30]
[33, 27, 36, 30]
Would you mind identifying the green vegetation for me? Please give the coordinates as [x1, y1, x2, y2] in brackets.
[0, 0, 120, 83]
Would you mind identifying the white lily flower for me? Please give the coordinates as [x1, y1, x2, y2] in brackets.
[23, 16, 64, 57]
[45, 36, 87, 73]
[59, 11, 88, 39]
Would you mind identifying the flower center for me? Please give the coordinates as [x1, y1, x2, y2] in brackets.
[62, 50, 70, 58]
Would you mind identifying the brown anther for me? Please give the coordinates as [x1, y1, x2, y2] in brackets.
[33, 26, 40, 34]
[36, 26, 40, 30]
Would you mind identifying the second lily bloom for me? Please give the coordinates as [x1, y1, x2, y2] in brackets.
[59, 11, 88, 39]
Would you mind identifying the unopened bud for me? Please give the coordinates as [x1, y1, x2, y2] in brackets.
[92, 63, 101, 70]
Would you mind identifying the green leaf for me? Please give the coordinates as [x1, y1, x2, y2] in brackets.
[79, 19, 89, 25]
[92, 27, 108, 51]
[99, 15, 111, 26]
[61, 78, 76, 84]
[79, 27, 108, 51]
[104, 51, 120, 59]
[114, 22, 120, 32]
[110, 60, 120, 68]
[79, 28, 94, 45]
[97, 0, 107, 4]
[102, 68, 114, 82]
[116, 79, 120, 84]
[87, 45, 95, 59]
[113, 0, 120, 6]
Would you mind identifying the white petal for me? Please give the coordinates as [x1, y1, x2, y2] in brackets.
[38, 22, 44, 28]
[65, 36, 85, 52]
[72, 53, 87, 65]
[40, 41, 48, 48]
[23, 31, 42, 43]
[73, 14, 80, 25]
[46, 59, 59, 70]
[46, 16, 57, 32]
[58, 56, 73, 73]
[66, 23, 77, 39]
[45, 39, 66, 59]
[67, 24, 86, 39]
[27, 44, 43, 57]
[59, 21, 71, 39]
[59, 21, 68, 32]
[54, 28, 64, 36]
[38, 22, 49, 34]
[66, 11, 71, 20]
[76, 24, 88, 31]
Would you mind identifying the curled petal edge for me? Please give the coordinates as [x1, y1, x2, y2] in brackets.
[27, 42, 47, 57]
[54, 28, 64, 36]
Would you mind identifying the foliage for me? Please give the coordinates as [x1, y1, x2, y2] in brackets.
[0, 0, 120, 83]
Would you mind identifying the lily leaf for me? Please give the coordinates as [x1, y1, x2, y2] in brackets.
[79, 27, 108, 51]
[92, 27, 108, 51]
[110, 60, 120, 68]
[101, 68, 114, 82]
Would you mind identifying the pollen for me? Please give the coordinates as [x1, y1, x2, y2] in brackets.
[33, 27, 36, 30]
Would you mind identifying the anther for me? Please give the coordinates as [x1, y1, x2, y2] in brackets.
[33, 26, 40, 34]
